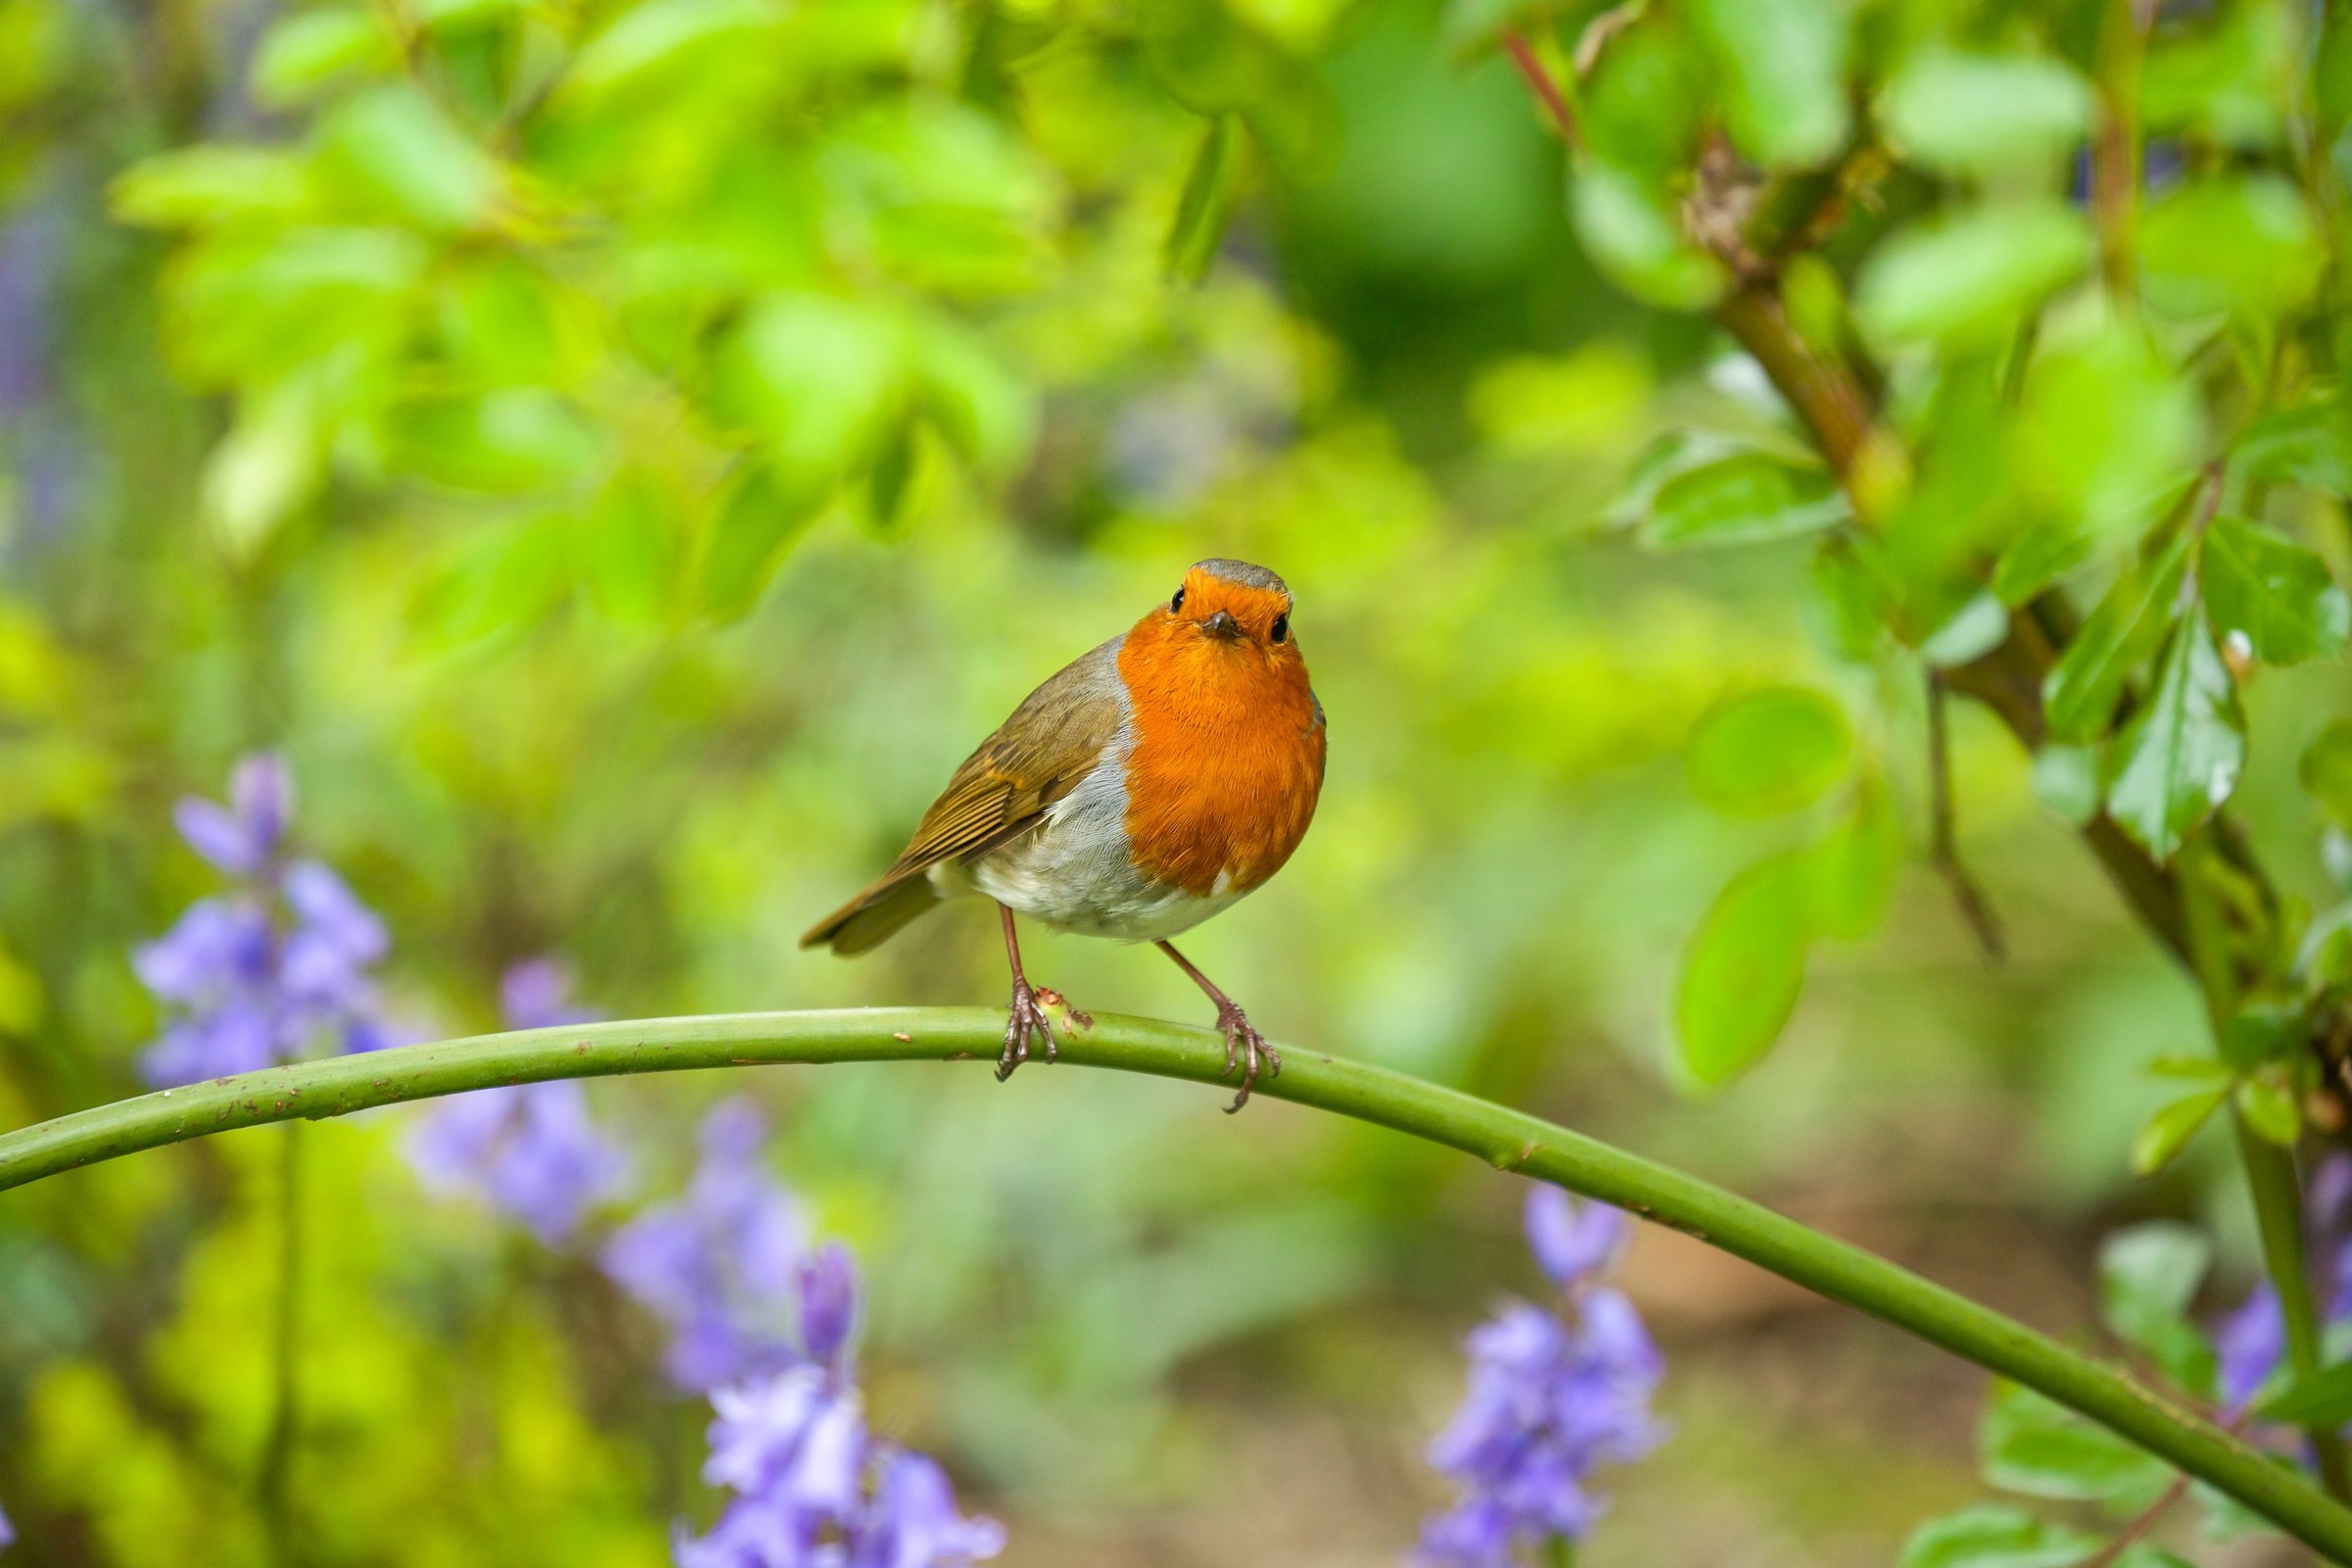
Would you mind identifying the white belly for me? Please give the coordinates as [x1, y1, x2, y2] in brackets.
[928, 751, 1244, 942]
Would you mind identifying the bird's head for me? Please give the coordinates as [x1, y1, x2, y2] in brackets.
[1152, 559, 1299, 663]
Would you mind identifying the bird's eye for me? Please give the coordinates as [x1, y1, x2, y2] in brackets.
[1170, 587, 1186, 613]
[1270, 612, 1289, 644]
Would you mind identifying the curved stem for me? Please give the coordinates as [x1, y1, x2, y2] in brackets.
[3, 1010, 2351, 1559]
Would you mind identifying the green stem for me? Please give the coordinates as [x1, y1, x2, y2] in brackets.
[257, 1119, 303, 1563]
[2180, 840, 2352, 1500]
[2, 1010, 2350, 1559]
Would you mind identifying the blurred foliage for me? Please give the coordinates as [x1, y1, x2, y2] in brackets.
[10, 0, 2352, 1561]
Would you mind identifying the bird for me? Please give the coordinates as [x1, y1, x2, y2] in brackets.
[802, 558, 1326, 1110]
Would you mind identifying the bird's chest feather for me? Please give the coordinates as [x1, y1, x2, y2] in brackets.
[1115, 631, 1325, 899]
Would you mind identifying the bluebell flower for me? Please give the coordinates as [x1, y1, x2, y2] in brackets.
[676, 1248, 1003, 1568]
[1416, 1189, 1664, 1567]
[135, 755, 389, 1087]
[0, 1498, 14, 1550]
[405, 959, 629, 1245]
[604, 1100, 808, 1391]
[2212, 1152, 2352, 1416]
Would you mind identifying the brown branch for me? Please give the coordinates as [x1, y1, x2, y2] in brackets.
[1926, 671, 2007, 961]
[1502, 31, 1583, 154]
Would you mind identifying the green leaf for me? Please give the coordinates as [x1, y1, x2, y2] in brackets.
[1880, 51, 2095, 175]
[1165, 115, 1243, 283]
[583, 473, 680, 626]
[2041, 537, 2191, 745]
[2103, 614, 2246, 861]
[2141, 175, 2324, 321]
[317, 84, 502, 231]
[2256, 1358, 2352, 1427]
[2031, 745, 2102, 826]
[1981, 1382, 2175, 1505]
[2301, 719, 2352, 827]
[2097, 1223, 2216, 1393]
[1899, 1506, 2098, 1568]
[1807, 536, 1891, 661]
[1854, 203, 2094, 348]
[1810, 786, 1901, 942]
[913, 318, 1033, 476]
[409, 514, 574, 654]
[697, 465, 823, 622]
[2201, 516, 2350, 666]
[1643, 452, 1847, 550]
[2233, 1065, 2301, 1146]
[2099, 1222, 2210, 1344]
[2009, 325, 2198, 545]
[1674, 852, 1814, 1088]
[1685, 685, 1854, 816]
[2130, 1086, 2227, 1175]
[1683, 0, 1848, 169]
[251, 8, 392, 107]
[109, 146, 314, 229]
[2235, 397, 2352, 494]
[561, 0, 779, 104]
[1571, 164, 1731, 311]
[391, 391, 600, 494]
[710, 293, 908, 482]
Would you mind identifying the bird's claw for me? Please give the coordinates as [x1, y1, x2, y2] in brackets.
[999, 982, 1087, 1081]
[1214, 1002, 1280, 1113]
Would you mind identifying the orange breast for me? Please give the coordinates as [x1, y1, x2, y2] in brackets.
[1115, 614, 1326, 898]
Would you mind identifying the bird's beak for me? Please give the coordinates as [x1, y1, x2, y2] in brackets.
[1202, 609, 1241, 640]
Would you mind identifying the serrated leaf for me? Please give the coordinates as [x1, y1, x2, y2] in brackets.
[1685, 685, 1853, 816]
[2201, 515, 2351, 666]
[2042, 538, 2191, 745]
[2130, 1087, 2227, 1175]
[1855, 203, 2095, 348]
[2103, 614, 2245, 862]
[1644, 452, 1848, 550]
[1899, 1506, 2099, 1568]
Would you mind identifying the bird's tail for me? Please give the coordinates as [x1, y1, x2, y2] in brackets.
[800, 874, 942, 956]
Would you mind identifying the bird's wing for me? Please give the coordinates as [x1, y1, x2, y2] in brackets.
[883, 635, 1128, 878]
[801, 636, 1128, 952]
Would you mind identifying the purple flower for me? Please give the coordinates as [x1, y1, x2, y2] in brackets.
[797, 1244, 859, 1370]
[2217, 1285, 2285, 1413]
[604, 1100, 808, 1391]
[135, 756, 389, 1086]
[674, 1371, 1004, 1568]
[2211, 1152, 2352, 1417]
[405, 959, 628, 1245]
[1525, 1187, 1627, 1290]
[502, 956, 600, 1031]
[850, 1452, 1007, 1568]
[1417, 1191, 1663, 1567]
[0, 1499, 14, 1550]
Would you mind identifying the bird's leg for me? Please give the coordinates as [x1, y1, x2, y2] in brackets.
[997, 905, 1088, 1080]
[1154, 941, 1280, 1113]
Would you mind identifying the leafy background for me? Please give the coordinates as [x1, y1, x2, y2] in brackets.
[1, 0, 2344, 1561]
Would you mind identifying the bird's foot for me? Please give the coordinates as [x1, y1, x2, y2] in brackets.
[998, 982, 1089, 1081]
[1213, 1001, 1281, 1113]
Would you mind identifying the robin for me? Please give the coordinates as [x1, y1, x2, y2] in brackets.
[803, 559, 1326, 1110]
